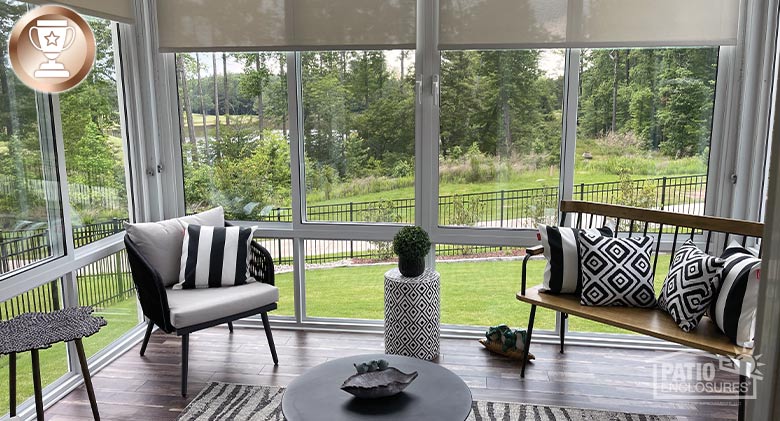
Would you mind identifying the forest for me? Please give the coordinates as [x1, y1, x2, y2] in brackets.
[0, 3, 125, 230]
[177, 47, 716, 220]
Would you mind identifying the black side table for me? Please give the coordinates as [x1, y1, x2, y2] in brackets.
[0, 306, 106, 420]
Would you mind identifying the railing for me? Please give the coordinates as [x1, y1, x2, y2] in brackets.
[261, 174, 707, 226]
[253, 174, 706, 265]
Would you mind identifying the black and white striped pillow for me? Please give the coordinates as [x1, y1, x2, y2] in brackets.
[174, 224, 256, 289]
[538, 224, 614, 294]
[709, 242, 761, 348]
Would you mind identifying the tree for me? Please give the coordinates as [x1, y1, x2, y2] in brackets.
[212, 53, 220, 140]
[67, 121, 118, 186]
[223, 53, 230, 126]
[177, 54, 198, 161]
[194, 54, 209, 155]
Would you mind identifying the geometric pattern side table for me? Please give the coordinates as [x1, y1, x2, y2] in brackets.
[384, 268, 440, 360]
[0, 306, 106, 421]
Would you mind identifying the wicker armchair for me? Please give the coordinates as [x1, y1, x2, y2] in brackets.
[125, 223, 278, 397]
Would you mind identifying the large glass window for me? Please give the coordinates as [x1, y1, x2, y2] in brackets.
[302, 50, 415, 224]
[439, 49, 565, 228]
[304, 239, 394, 320]
[569, 47, 718, 334]
[177, 52, 291, 221]
[0, 1, 64, 275]
[60, 17, 129, 248]
[437, 244, 554, 330]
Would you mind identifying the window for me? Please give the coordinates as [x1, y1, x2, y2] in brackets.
[436, 244, 554, 329]
[569, 47, 718, 334]
[177, 52, 291, 221]
[254, 237, 294, 317]
[76, 250, 141, 356]
[60, 17, 129, 248]
[439, 49, 565, 228]
[304, 239, 393, 320]
[0, 1, 64, 276]
[302, 50, 415, 224]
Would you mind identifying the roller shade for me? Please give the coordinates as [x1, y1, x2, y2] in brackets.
[156, 0, 416, 53]
[439, 0, 741, 50]
[26, 0, 134, 24]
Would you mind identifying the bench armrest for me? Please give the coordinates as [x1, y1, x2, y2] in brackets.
[521, 245, 545, 295]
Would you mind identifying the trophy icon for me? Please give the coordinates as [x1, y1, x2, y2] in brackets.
[28, 19, 75, 78]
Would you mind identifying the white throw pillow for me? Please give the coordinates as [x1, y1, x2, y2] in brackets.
[125, 207, 225, 287]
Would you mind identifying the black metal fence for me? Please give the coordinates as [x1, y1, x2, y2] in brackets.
[261, 174, 707, 227]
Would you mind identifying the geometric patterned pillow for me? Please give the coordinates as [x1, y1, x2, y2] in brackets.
[658, 240, 724, 332]
[579, 233, 656, 307]
[538, 224, 614, 294]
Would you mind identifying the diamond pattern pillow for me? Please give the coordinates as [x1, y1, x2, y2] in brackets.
[658, 240, 724, 332]
[579, 233, 656, 307]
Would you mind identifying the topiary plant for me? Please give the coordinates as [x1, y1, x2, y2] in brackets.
[392, 226, 431, 277]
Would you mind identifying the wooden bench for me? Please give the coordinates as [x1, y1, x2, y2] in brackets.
[516, 201, 763, 418]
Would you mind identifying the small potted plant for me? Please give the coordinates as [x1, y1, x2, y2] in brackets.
[392, 226, 431, 277]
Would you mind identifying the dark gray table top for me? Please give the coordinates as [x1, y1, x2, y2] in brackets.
[0, 307, 106, 354]
[282, 353, 472, 421]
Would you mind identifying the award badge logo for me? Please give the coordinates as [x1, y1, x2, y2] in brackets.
[8, 5, 96, 93]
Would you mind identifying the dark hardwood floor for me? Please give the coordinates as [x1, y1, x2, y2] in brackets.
[45, 327, 739, 420]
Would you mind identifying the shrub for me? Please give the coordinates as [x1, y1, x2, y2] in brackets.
[392, 226, 431, 259]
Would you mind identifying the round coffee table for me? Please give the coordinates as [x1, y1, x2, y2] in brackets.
[282, 354, 472, 420]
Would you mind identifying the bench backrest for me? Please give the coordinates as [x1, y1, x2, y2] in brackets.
[560, 201, 764, 278]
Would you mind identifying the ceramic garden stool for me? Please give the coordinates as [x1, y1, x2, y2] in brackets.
[0, 306, 106, 420]
[384, 268, 440, 360]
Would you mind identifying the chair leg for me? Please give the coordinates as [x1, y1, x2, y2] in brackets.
[75, 339, 100, 420]
[9, 352, 16, 417]
[521, 305, 536, 379]
[181, 334, 189, 397]
[140, 320, 154, 356]
[559, 312, 567, 354]
[228, 321, 234, 333]
[31, 349, 44, 421]
[260, 312, 278, 365]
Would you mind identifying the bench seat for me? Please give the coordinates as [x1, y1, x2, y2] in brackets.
[517, 285, 747, 357]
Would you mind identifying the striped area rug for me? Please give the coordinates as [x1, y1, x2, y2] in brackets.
[178, 382, 677, 421]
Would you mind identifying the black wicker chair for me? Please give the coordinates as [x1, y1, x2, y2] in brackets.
[125, 224, 278, 397]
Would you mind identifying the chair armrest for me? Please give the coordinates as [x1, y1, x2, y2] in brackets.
[249, 242, 275, 286]
[124, 235, 174, 332]
[521, 245, 545, 295]
[224, 222, 275, 285]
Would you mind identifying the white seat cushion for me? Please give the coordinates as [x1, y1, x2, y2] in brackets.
[166, 282, 279, 329]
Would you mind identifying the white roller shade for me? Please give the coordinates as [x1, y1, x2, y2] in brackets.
[26, 0, 134, 24]
[156, 0, 416, 52]
[439, 0, 741, 50]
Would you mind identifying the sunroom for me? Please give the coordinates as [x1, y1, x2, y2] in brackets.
[1, 0, 780, 420]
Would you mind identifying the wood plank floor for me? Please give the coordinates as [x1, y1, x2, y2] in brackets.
[46, 327, 739, 421]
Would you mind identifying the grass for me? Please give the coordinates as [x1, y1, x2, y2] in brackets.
[274, 254, 673, 334]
